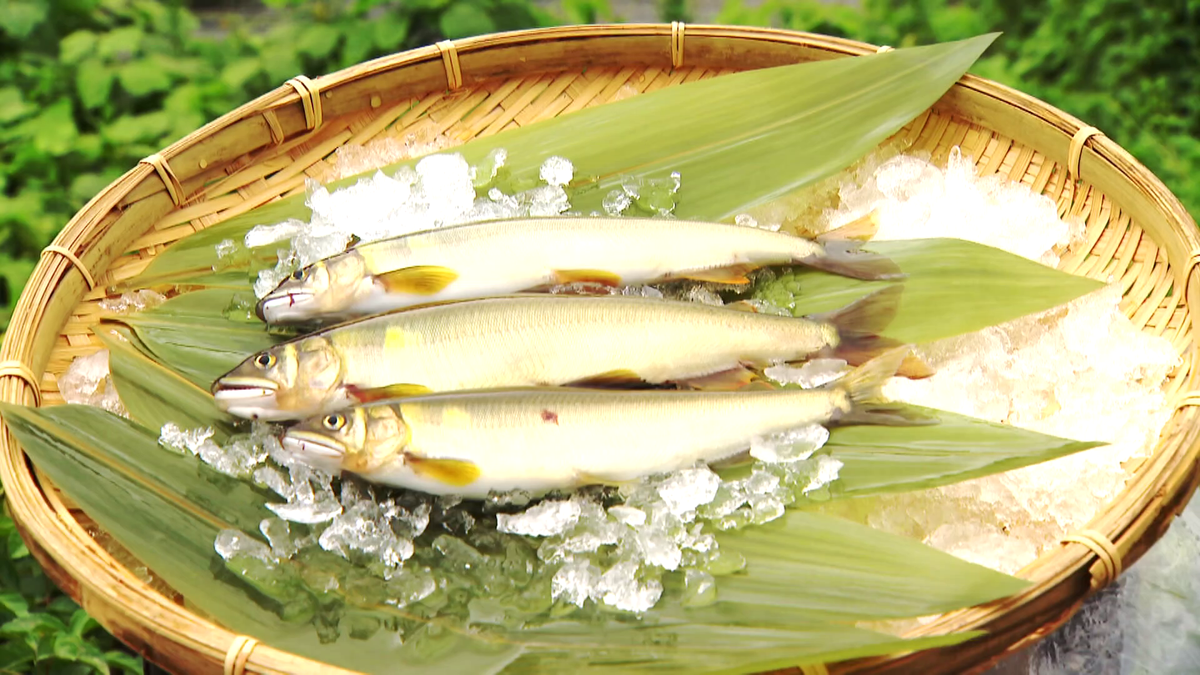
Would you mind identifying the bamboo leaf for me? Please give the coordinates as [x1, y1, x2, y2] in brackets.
[754, 238, 1105, 344]
[828, 406, 1105, 497]
[132, 35, 998, 288]
[3, 403, 1022, 672]
[95, 328, 239, 438]
[104, 289, 286, 389]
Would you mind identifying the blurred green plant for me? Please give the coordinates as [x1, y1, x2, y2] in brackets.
[716, 0, 1200, 230]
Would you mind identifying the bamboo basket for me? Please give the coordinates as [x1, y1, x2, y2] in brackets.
[1, 23, 1197, 675]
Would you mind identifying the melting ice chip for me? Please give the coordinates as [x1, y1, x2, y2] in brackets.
[552, 559, 601, 607]
[750, 425, 830, 463]
[260, 517, 297, 559]
[597, 560, 662, 613]
[158, 422, 215, 455]
[608, 505, 647, 527]
[245, 218, 306, 249]
[602, 189, 631, 216]
[99, 289, 166, 315]
[266, 498, 343, 524]
[497, 498, 582, 537]
[802, 455, 845, 494]
[214, 529, 274, 563]
[656, 466, 721, 516]
[764, 359, 848, 388]
[539, 156, 574, 187]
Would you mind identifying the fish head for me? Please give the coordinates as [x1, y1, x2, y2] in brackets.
[282, 405, 409, 474]
[256, 251, 371, 324]
[212, 336, 345, 421]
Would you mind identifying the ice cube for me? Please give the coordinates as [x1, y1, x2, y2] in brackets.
[764, 359, 850, 388]
[266, 498, 342, 525]
[99, 290, 166, 315]
[497, 499, 583, 537]
[253, 466, 291, 498]
[682, 285, 724, 306]
[214, 529, 274, 563]
[597, 561, 662, 613]
[259, 518, 297, 559]
[802, 456, 844, 494]
[539, 156, 573, 187]
[750, 425, 830, 463]
[681, 569, 717, 607]
[602, 189, 631, 216]
[59, 350, 126, 416]
[656, 467, 721, 517]
[552, 559, 601, 607]
[608, 505, 647, 527]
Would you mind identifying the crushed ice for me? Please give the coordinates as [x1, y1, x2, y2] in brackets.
[822, 148, 1179, 574]
[98, 289, 166, 315]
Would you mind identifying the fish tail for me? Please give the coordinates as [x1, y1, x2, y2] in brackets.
[809, 285, 934, 378]
[796, 240, 905, 281]
[824, 346, 938, 427]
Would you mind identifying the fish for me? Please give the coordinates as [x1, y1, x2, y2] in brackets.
[255, 213, 895, 325]
[280, 347, 924, 498]
[213, 288, 906, 422]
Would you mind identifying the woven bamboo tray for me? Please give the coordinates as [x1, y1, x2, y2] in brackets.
[1, 23, 1197, 675]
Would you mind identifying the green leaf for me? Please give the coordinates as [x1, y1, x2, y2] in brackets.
[60, 30, 98, 64]
[103, 650, 143, 674]
[132, 36, 998, 287]
[52, 633, 110, 675]
[14, 99, 78, 157]
[439, 3, 498, 39]
[102, 111, 172, 145]
[754, 238, 1105, 344]
[828, 406, 1105, 497]
[6, 528, 28, 560]
[117, 59, 173, 97]
[96, 26, 144, 59]
[297, 24, 341, 59]
[0, 613, 70, 639]
[0, 87, 33, 124]
[0, 1, 48, 39]
[67, 610, 96, 638]
[97, 328, 240, 437]
[106, 289, 286, 389]
[370, 14, 409, 51]
[69, 171, 121, 206]
[76, 59, 116, 110]
[0, 592, 29, 618]
[221, 58, 263, 92]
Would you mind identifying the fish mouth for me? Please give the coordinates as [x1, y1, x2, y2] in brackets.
[281, 431, 347, 472]
[257, 292, 316, 323]
[211, 377, 287, 420]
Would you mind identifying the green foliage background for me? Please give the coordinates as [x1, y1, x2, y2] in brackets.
[0, 0, 1192, 670]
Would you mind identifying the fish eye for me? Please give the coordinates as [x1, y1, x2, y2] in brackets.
[253, 352, 276, 369]
[290, 269, 305, 281]
[322, 413, 346, 431]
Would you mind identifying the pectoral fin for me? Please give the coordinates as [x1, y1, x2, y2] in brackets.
[575, 471, 637, 488]
[346, 383, 433, 403]
[566, 369, 648, 389]
[678, 264, 756, 285]
[553, 269, 622, 286]
[378, 265, 459, 295]
[815, 211, 880, 243]
[672, 366, 760, 392]
[406, 454, 481, 486]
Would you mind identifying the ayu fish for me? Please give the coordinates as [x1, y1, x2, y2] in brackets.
[280, 348, 920, 498]
[255, 213, 892, 325]
[214, 288, 908, 422]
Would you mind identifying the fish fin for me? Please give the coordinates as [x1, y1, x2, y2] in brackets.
[346, 383, 433, 403]
[566, 369, 649, 389]
[724, 300, 760, 314]
[824, 347, 938, 427]
[344, 234, 363, 250]
[673, 366, 759, 392]
[740, 379, 779, 392]
[574, 471, 638, 488]
[815, 211, 879, 243]
[678, 265, 756, 285]
[897, 353, 936, 379]
[406, 454, 480, 486]
[553, 269, 622, 286]
[378, 265, 460, 295]
[797, 242, 905, 281]
[807, 285, 904, 366]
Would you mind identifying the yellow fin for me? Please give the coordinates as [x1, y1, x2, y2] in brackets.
[566, 369, 647, 389]
[815, 210, 880, 243]
[679, 264, 755, 285]
[575, 471, 636, 488]
[673, 366, 761, 392]
[553, 269, 622, 286]
[407, 455, 480, 486]
[378, 265, 459, 295]
[347, 383, 433, 403]
[724, 300, 760, 314]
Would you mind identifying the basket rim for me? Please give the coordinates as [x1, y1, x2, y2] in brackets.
[1, 22, 1198, 675]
